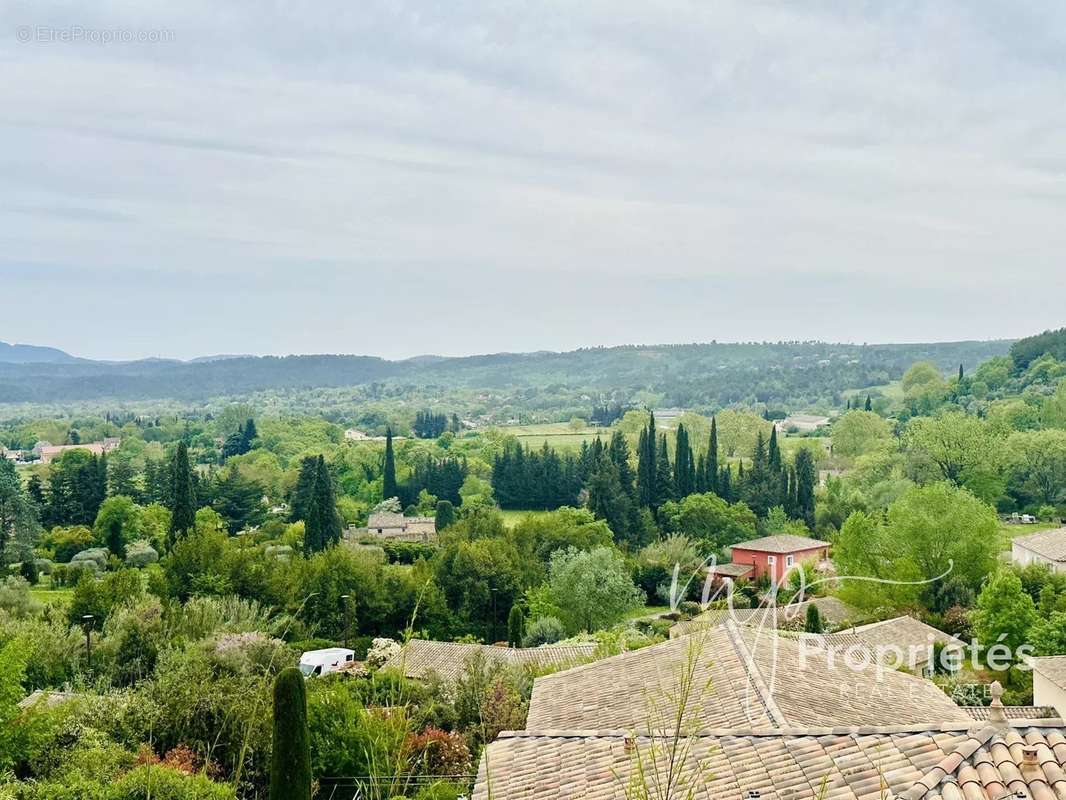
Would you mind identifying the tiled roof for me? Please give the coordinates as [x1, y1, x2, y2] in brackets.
[841, 617, 964, 667]
[379, 639, 598, 683]
[473, 722, 1066, 800]
[17, 690, 79, 710]
[526, 623, 967, 732]
[1013, 528, 1066, 562]
[710, 562, 755, 577]
[730, 534, 830, 554]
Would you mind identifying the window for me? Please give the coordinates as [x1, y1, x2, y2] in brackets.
[786, 554, 794, 567]
[766, 555, 776, 569]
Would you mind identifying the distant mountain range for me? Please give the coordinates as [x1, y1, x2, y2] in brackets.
[0, 341, 82, 364]
[0, 338, 1015, 406]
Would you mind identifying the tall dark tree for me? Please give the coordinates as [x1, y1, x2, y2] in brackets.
[434, 500, 456, 531]
[168, 442, 197, 544]
[673, 423, 695, 499]
[636, 413, 657, 508]
[793, 448, 817, 529]
[290, 457, 318, 522]
[864, 394, 872, 412]
[0, 459, 40, 563]
[382, 427, 398, 501]
[654, 434, 674, 509]
[240, 418, 258, 452]
[270, 667, 312, 800]
[705, 417, 719, 496]
[718, 464, 733, 502]
[958, 363, 964, 381]
[107, 454, 140, 500]
[507, 604, 526, 648]
[304, 456, 342, 553]
[214, 465, 266, 534]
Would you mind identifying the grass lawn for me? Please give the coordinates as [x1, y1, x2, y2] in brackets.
[625, 605, 670, 620]
[498, 509, 554, 528]
[29, 574, 75, 605]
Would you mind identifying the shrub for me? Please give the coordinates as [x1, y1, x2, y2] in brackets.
[124, 541, 159, 569]
[522, 616, 565, 647]
[34, 558, 54, 576]
[71, 548, 109, 572]
[19, 559, 39, 586]
[110, 764, 236, 799]
[270, 667, 311, 800]
[0, 576, 41, 618]
[404, 726, 471, 776]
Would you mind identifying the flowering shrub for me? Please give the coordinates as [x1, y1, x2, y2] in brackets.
[404, 726, 471, 776]
[366, 637, 401, 668]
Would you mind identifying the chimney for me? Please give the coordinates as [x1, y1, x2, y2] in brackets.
[623, 736, 635, 754]
[1022, 746, 1039, 767]
[987, 680, 1009, 729]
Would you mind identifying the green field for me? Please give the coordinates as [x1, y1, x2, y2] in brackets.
[502, 422, 612, 451]
[499, 509, 554, 528]
[29, 575, 74, 605]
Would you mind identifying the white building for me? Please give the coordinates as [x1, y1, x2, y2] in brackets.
[1011, 527, 1066, 572]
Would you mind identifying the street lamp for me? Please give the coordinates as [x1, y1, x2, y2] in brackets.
[340, 594, 352, 649]
[82, 614, 94, 672]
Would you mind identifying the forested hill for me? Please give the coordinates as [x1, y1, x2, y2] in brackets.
[0, 339, 1012, 407]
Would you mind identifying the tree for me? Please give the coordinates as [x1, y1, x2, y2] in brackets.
[382, 427, 398, 502]
[270, 667, 312, 800]
[973, 570, 1037, 658]
[107, 453, 140, 500]
[902, 361, 945, 397]
[1030, 612, 1066, 656]
[1005, 429, 1066, 507]
[507, 604, 525, 648]
[435, 500, 456, 531]
[673, 423, 695, 498]
[213, 465, 266, 534]
[168, 442, 197, 544]
[636, 413, 657, 508]
[290, 457, 318, 522]
[0, 459, 39, 564]
[864, 395, 872, 412]
[714, 410, 768, 458]
[304, 457, 342, 553]
[903, 412, 1003, 496]
[654, 434, 674, 509]
[804, 603, 823, 634]
[704, 417, 719, 495]
[93, 495, 142, 558]
[548, 546, 643, 634]
[793, 448, 817, 529]
[658, 492, 757, 551]
[831, 411, 891, 458]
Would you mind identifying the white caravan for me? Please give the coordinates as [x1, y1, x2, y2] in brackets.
[298, 647, 355, 677]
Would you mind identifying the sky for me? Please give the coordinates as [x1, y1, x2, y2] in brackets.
[2, 1, 1065, 361]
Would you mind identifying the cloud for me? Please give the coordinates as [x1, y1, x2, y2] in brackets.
[1, 1, 1065, 359]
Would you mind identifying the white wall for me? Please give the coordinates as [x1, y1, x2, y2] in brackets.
[1034, 670, 1066, 718]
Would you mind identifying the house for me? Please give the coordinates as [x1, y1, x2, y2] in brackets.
[775, 414, 830, 434]
[796, 615, 965, 676]
[474, 701, 1066, 800]
[524, 622, 967, 732]
[1030, 656, 1066, 719]
[727, 534, 830, 582]
[650, 407, 685, 427]
[343, 428, 370, 441]
[1012, 528, 1066, 572]
[348, 512, 437, 543]
[0, 445, 20, 461]
[32, 437, 120, 464]
[380, 639, 598, 684]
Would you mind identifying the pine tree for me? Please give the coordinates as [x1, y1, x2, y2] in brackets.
[290, 457, 317, 522]
[107, 454, 139, 500]
[718, 464, 733, 502]
[864, 394, 872, 412]
[706, 417, 719, 495]
[269, 667, 312, 800]
[168, 442, 196, 544]
[305, 457, 342, 553]
[507, 605, 526, 647]
[240, 418, 258, 453]
[382, 427, 398, 501]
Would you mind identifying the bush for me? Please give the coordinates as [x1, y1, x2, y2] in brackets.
[110, 764, 237, 799]
[20, 559, 39, 585]
[71, 548, 109, 573]
[0, 576, 41, 618]
[522, 616, 565, 647]
[124, 541, 159, 569]
[34, 558, 54, 576]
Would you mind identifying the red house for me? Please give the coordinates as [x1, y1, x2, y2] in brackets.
[727, 534, 830, 583]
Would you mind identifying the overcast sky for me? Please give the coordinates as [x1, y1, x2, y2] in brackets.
[2, 1, 1065, 361]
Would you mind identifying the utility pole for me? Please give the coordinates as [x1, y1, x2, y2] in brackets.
[340, 594, 352, 649]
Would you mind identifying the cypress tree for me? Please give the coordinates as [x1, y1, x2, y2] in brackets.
[654, 434, 673, 508]
[507, 605, 526, 647]
[305, 456, 342, 553]
[767, 426, 782, 474]
[290, 457, 317, 522]
[269, 667, 311, 800]
[168, 442, 196, 544]
[636, 414, 658, 508]
[706, 417, 719, 496]
[958, 363, 964, 381]
[718, 465, 732, 502]
[864, 394, 872, 412]
[382, 427, 398, 501]
[435, 499, 455, 531]
[794, 448, 817, 529]
[805, 604, 823, 634]
[674, 423, 694, 498]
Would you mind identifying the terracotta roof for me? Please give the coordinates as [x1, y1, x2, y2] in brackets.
[730, 534, 830, 554]
[526, 623, 967, 733]
[476, 721, 1066, 800]
[840, 617, 964, 668]
[1013, 528, 1066, 562]
[17, 690, 80, 710]
[380, 639, 598, 683]
[709, 562, 755, 578]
